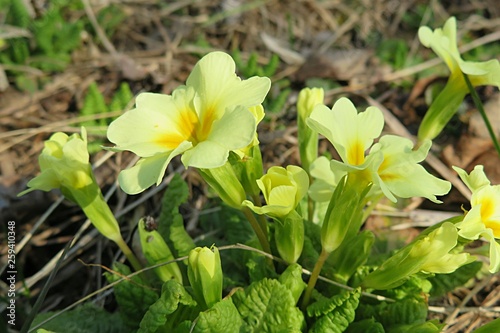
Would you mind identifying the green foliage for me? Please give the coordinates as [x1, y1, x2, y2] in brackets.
[192, 298, 242, 333]
[328, 230, 375, 283]
[105, 262, 159, 331]
[31, 303, 127, 333]
[138, 280, 196, 333]
[95, 5, 126, 38]
[80, 82, 108, 129]
[346, 318, 385, 333]
[31, 8, 83, 71]
[356, 298, 428, 331]
[233, 278, 305, 332]
[158, 173, 196, 261]
[428, 261, 483, 298]
[388, 320, 444, 333]
[307, 288, 361, 333]
[376, 39, 408, 70]
[233, 50, 280, 78]
[0, 0, 126, 90]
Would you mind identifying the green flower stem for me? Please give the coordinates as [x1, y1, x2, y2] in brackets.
[115, 236, 142, 272]
[241, 206, 272, 257]
[301, 247, 330, 310]
[251, 194, 268, 233]
[463, 72, 500, 158]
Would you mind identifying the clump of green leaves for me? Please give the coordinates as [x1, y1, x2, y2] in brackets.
[0, 0, 126, 91]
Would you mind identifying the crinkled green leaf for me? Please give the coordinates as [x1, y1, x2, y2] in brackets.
[307, 288, 361, 333]
[346, 318, 385, 333]
[158, 173, 196, 260]
[105, 262, 159, 330]
[357, 298, 427, 329]
[31, 303, 127, 333]
[192, 298, 242, 333]
[233, 278, 304, 332]
[138, 280, 196, 333]
[388, 319, 444, 333]
[428, 261, 482, 298]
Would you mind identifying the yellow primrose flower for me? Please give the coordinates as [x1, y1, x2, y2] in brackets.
[307, 98, 450, 203]
[454, 166, 500, 272]
[417, 17, 500, 141]
[367, 136, 451, 203]
[307, 97, 384, 167]
[243, 165, 309, 218]
[18, 128, 123, 244]
[19, 128, 93, 196]
[363, 222, 472, 290]
[107, 51, 271, 194]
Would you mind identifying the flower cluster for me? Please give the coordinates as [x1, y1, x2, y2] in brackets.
[107, 52, 271, 194]
[306, 97, 451, 204]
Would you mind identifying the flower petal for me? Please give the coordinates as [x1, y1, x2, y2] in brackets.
[108, 90, 197, 157]
[370, 136, 451, 203]
[308, 98, 383, 166]
[452, 165, 490, 193]
[207, 105, 256, 150]
[418, 17, 460, 72]
[119, 141, 192, 194]
[187, 52, 271, 120]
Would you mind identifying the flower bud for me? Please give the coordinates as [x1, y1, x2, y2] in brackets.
[297, 87, 324, 172]
[243, 165, 309, 219]
[187, 246, 223, 309]
[274, 210, 304, 264]
[138, 217, 183, 283]
[19, 127, 122, 243]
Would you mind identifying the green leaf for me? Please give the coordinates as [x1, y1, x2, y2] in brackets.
[328, 230, 375, 283]
[307, 288, 361, 333]
[357, 298, 428, 330]
[428, 261, 482, 298]
[138, 217, 183, 284]
[278, 263, 306, 304]
[301, 219, 321, 268]
[346, 318, 385, 333]
[80, 82, 109, 128]
[138, 280, 196, 333]
[192, 298, 242, 333]
[96, 5, 126, 38]
[109, 82, 134, 112]
[31, 303, 127, 333]
[472, 317, 500, 333]
[105, 262, 159, 330]
[233, 278, 304, 332]
[158, 173, 196, 260]
[388, 319, 444, 333]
